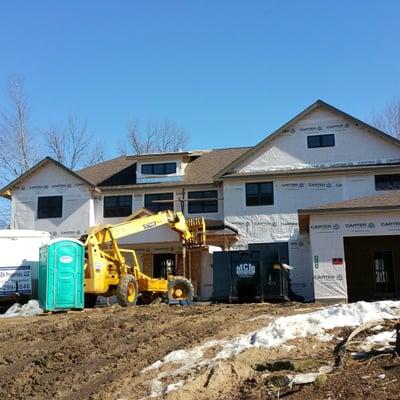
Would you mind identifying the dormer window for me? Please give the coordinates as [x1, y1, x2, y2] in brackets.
[307, 134, 335, 148]
[141, 163, 176, 175]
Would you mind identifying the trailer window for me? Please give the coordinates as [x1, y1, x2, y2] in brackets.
[37, 196, 63, 219]
[103, 195, 132, 218]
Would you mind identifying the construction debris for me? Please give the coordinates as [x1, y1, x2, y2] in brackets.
[0, 300, 43, 318]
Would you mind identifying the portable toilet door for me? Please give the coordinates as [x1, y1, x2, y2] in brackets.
[39, 238, 84, 311]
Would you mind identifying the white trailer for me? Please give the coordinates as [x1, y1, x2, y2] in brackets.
[0, 230, 50, 301]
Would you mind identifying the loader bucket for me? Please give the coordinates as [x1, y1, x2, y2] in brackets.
[186, 217, 206, 247]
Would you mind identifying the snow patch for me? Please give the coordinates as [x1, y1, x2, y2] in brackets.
[142, 301, 400, 397]
[357, 329, 396, 352]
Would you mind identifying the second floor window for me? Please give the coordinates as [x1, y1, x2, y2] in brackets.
[375, 174, 400, 191]
[103, 195, 132, 218]
[307, 134, 335, 148]
[188, 190, 218, 214]
[37, 196, 63, 219]
[144, 193, 174, 212]
[246, 182, 274, 206]
[141, 163, 176, 175]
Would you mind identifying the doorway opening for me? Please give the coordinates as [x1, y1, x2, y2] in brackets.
[153, 253, 176, 278]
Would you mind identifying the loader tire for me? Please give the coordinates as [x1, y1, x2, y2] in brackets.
[116, 275, 138, 307]
[84, 294, 97, 308]
[168, 277, 194, 302]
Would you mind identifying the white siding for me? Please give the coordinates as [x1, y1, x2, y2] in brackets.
[12, 163, 92, 238]
[236, 108, 400, 173]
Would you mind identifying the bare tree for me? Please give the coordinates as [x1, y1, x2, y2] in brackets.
[0, 76, 107, 228]
[0, 77, 40, 228]
[85, 141, 106, 167]
[372, 98, 400, 138]
[0, 76, 39, 182]
[120, 118, 188, 155]
[45, 115, 106, 169]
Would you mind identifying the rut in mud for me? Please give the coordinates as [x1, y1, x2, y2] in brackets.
[2, 302, 400, 400]
[0, 302, 307, 400]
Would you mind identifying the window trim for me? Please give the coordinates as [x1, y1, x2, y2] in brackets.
[245, 182, 274, 207]
[144, 192, 174, 212]
[187, 190, 218, 214]
[307, 134, 335, 149]
[37, 195, 63, 219]
[103, 195, 133, 218]
[141, 162, 177, 175]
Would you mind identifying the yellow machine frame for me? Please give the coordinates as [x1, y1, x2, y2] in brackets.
[81, 211, 206, 302]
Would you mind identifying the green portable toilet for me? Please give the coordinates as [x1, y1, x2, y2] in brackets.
[39, 238, 84, 311]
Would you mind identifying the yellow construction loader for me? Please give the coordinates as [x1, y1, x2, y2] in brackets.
[80, 210, 206, 307]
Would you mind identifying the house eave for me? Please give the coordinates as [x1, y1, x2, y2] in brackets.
[216, 163, 400, 181]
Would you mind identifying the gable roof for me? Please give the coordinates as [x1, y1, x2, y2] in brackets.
[215, 100, 400, 180]
[0, 157, 95, 199]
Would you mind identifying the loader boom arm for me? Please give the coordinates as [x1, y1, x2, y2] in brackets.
[82, 210, 206, 297]
[85, 211, 205, 247]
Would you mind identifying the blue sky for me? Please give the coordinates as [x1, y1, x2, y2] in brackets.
[0, 1, 399, 158]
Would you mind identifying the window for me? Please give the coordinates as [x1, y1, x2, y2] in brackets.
[375, 174, 400, 191]
[37, 196, 63, 219]
[141, 163, 176, 175]
[245, 182, 274, 206]
[307, 134, 335, 148]
[103, 195, 132, 218]
[374, 251, 395, 295]
[188, 190, 218, 214]
[144, 193, 174, 212]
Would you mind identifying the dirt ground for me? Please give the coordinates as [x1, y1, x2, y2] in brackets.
[0, 302, 399, 400]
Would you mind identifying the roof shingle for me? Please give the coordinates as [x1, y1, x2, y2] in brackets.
[182, 148, 250, 185]
[75, 147, 250, 188]
[299, 190, 400, 213]
[76, 156, 135, 186]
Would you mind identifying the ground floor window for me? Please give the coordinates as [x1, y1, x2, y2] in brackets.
[245, 182, 274, 206]
[37, 196, 63, 219]
[188, 190, 218, 213]
[103, 195, 132, 218]
[375, 174, 400, 191]
[144, 193, 174, 212]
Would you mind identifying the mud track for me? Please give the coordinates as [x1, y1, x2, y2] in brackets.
[0, 302, 308, 399]
[2, 302, 398, 400]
